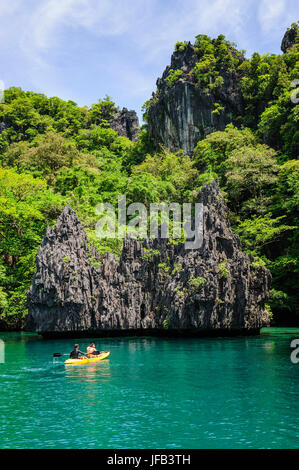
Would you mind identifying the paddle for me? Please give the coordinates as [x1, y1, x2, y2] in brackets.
[53, 351, 108, 358]
[53, 352, 88, 357]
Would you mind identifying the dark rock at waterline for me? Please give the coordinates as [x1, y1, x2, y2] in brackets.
[147, 42, 245, 155]
[0, 315, 24, 331]
[26, 181, 271, 336]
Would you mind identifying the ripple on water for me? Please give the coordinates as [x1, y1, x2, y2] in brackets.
[1, 334, 299, 449]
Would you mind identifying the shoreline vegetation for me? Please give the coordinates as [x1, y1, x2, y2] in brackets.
[0, 23, 298, 331]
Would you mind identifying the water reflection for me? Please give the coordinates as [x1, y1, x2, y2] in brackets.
[63, 360, 112, 413]
[64, 360, 111, 384]
[263, 341, 276, 353]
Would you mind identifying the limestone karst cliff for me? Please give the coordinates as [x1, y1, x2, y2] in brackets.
[111, 107, 140, 141]
[26, 181, 271, 337]
[281, 23, 298, 52]
[147, 41, 244, 155]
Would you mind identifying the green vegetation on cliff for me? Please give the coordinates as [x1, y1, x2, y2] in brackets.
[0, 23, 298, 327]
[194, 125, 298, 316]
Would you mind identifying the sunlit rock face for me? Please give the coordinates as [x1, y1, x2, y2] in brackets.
[147, 43, 244, 155]
[26, 181, 271, 337]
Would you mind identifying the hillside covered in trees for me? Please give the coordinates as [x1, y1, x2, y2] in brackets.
[0, 22, 298, 329]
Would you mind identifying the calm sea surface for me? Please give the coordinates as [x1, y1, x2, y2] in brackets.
[0, 331, 298, 449]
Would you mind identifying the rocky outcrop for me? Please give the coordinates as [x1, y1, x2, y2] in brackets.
[111, 107, 140, 141]
[281, 24, 298, 53]
[26, 204, 101, 332]
[147, 42, 244, 155]
[26, 181, 271, 336]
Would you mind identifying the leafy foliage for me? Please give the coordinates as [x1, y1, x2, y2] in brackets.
[89, 95, 117, 127]
[218, 262, 229, 279]
[194, 124, 298, 320]
[192, 34, 243, 91]
[164, 69, 183, 87]
[188, 276, 207, 290]
[0, 168, 63, 317]
[0, 23, 298, 326]
[175, 41, 188, 52]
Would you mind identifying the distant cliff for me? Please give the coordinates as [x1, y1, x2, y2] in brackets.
[26, 181, 271, 337]
[111, 107, 140, 141]
[146, 40, 244, 155]
[281, 23, 298, 52]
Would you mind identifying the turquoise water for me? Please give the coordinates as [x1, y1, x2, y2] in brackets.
[0, 332, 298, 449]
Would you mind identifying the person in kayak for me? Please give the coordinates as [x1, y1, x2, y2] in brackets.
[69, 344, 87, 359]
[86, 342, 100, 357]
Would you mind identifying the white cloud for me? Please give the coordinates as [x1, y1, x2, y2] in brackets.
[258, 0, 294, 34]
[14, 0, 150, 85]
[1, 0, 297, 67]
[16, 0, 251, 65]
[0, 0, 20, 17]
[258, 0, 284, 32]
[21, 0, 148, 52]
[0, 0, 254, 108]
[1, 0, 298, 113]
[136, 0, 250, 63]
[194, 0, 245, 34]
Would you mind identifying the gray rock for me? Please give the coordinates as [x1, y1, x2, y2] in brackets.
[111, 107, 140, 141]
[147, 43, 244, 155]
[26, 181, 271, 336]
[281, 24, 298, 53]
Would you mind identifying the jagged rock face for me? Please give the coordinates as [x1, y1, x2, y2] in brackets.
[281, 25, 298, 53]
[111, 107, 140, 141]
[26, 204, 101, 332]
[26, 182, 271, 335]
[147, 43, 244, 155]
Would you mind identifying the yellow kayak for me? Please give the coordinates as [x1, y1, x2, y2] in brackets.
[65, 351, 110, 365]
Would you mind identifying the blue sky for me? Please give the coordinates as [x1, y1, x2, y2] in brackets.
[0, 0, 298, 121]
